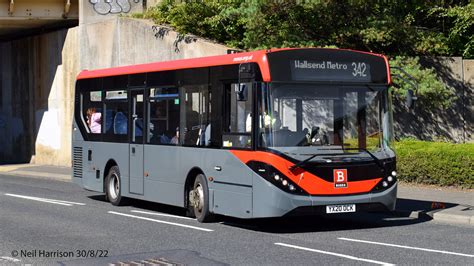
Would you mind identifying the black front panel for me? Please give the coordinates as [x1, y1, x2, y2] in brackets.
[301, 159, 396, 182]
[268, 49, 389, 84]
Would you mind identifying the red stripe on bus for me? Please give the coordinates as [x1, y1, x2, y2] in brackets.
[76, 50, 272, 81]
[76, 48, 389, 84]
[230, 150, 380, 195]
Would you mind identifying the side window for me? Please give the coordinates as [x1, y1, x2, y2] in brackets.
[103, 90, 128, 142]
[147, 87, 179, 145]
[222, 83, 253, 148]
[83, 90, 103, 135]
[180, 85, 210, 147]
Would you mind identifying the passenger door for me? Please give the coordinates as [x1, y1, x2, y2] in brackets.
[129, 89, 145, 195]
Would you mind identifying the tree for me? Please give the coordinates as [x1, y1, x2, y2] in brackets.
[140, 1, 472, 58]
[136, 1, 466, 106]
[430, 3, 474, 58]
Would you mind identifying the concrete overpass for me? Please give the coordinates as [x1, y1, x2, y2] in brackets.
[0, 0, 79, 41]
[0, 0, 229, 165]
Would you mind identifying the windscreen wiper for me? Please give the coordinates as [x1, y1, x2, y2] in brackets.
[341, 147, 385, 171]
[288, 153, 340, 171]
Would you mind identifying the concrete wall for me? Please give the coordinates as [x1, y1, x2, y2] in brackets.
[80, 18, 230, 70]
[80, 0, 144, 25]
[146, 0, 163, 8]
[394, 57, 473, 143]
[0, 28, 78, 164]
[34, 28, 79, 165]
[0, 17, 230, 166]
[463, 60, 474, 142]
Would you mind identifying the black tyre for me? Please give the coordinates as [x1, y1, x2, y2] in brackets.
[186, 195, 196, 218]
[105, 166, 125, 206]
[191, 174, 214, 223]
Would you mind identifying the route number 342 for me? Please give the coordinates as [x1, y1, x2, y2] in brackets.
[352, 62, 367, 77]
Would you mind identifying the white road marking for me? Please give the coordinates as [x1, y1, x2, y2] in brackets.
[131, 210, 194, 220]
[274, 242, 394, 265]
[5, 194, 71, 206]
[0, 256, 21, 262]
[108, 211, 213, 232]
[338, 238, 474, 258]
[5, 193, 86, 206]
[33, 198, 85, 206]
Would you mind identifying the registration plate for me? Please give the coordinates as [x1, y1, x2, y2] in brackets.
[326, 204, 356, 214]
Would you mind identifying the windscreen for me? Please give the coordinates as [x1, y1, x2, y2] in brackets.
[257, 83, 394, 161]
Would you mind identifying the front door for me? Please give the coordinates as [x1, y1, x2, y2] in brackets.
[129, 89, 145, 195]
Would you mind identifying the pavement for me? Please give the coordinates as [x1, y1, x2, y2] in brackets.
[0, 164, 71, 182]
[0, 163, 473, 226]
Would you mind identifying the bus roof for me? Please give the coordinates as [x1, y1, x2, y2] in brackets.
[76, 48, 390, 84]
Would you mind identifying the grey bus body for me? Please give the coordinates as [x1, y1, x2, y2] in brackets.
[72, 137, 397, 218]
[72, 48, 397, 220]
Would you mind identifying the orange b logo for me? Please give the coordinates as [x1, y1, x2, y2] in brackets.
[334, 169, 348, 188]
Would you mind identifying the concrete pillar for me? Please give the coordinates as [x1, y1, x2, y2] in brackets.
[0, 42, 14, 163]
[463, 60, 474, 142]
[0, 28, 79, 165]
[33, 28, 79, 165]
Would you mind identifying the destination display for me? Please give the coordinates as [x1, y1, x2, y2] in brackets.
[290, 59, 371, 82]
[267, 49, 389, 84]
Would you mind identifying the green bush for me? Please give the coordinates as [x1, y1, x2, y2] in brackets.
[394, 140, 474, 189]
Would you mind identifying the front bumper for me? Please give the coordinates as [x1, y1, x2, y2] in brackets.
[252, 174, 397, 218]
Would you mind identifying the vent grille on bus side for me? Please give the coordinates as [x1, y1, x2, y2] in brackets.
[73, 147, 83, 178]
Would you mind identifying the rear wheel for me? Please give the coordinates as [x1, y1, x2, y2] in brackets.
[189, 174, 213, 223]
[105, 166, 125, 206]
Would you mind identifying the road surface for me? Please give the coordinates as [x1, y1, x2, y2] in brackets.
[0, 174, 472, 265]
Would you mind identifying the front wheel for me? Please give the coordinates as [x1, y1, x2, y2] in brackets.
[189, 174, 214, 223]
[105, 166, 126, 206]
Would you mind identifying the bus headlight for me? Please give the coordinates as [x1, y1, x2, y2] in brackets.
[247, 161, 307, 195]
[372, 169, 397, 192]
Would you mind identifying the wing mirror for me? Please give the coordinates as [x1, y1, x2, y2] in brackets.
[406, 89, 417, 109]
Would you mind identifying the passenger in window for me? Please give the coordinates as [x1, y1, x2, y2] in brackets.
[86, 107, 102, 134]
[170, 127, 180, 145]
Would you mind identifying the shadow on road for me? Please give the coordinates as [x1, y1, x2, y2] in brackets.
[218, 212, 431, 234]
[87, 194, 445, 233]
[88, 194, 189, 217]
[397, 197, 457, 213]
